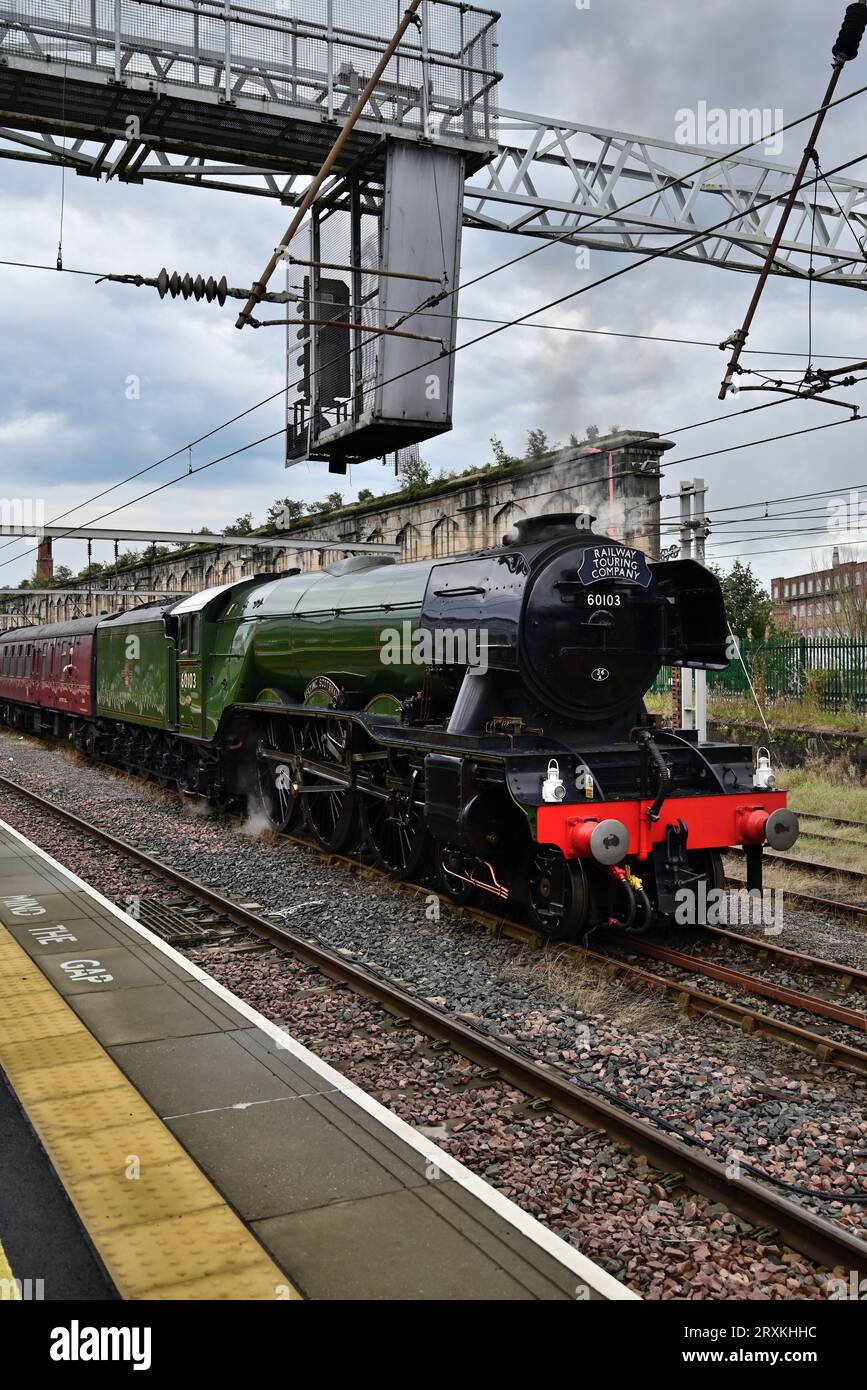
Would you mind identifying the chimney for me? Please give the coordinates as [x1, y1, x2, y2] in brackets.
[36, 537, 53, 582]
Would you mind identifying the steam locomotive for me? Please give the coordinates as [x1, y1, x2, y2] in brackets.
[0, 513, 798, 937]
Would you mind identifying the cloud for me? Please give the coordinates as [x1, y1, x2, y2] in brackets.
[0, 409, 69, 447]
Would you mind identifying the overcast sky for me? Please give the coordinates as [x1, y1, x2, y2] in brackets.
[1, 0, 866, 587]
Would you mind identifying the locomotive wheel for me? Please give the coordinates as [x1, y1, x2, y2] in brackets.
[687, 851, 726, 923]
[299, 718, 358, 853]
[256, 720, 302, 834]
[692, 850, 726, 894]
[177, 756, 201, 797]
[436, 844, 481, 907]
[527, 848, 588, 940]
[360, 763, 429, 880]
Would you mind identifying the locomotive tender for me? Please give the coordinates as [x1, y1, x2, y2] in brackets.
[0, 513, 798, 936]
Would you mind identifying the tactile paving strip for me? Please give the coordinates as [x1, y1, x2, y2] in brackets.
[0, 925, 300, 1301]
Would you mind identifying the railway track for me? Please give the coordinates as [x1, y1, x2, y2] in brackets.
[731, 879, 867, 930]
[726, 851, 867, 930]
[2, 757, 865, 1067]
[732, 845, 867, 888]
[608, 932, 866, 1045]
[798, 812, 867, 834]
[796, 826, 867, 852]
[0, 768, 865, 1282]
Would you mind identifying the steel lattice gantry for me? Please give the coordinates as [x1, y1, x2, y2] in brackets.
[2, 0, 867, 290]
[0, 0, 501, 183]
[466, 110, 867, 288]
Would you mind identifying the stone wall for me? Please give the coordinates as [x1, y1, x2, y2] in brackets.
[1, 431, 672, 627]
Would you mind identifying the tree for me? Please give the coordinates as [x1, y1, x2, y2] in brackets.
[266, 498, 304, 527]
[569, 432, 580, 448]
[525, 428, 551, 461]
[490, 434, 510, 466]
[585, 424, 600, 443]
[54, 565, 73, 584]
[400, 457, 431, 493]
[306, 492, 344, 516]
[608, 423, 621, 436]
[830, 576, 867, 640]
[768, 613, 798, 640]
[357, 489, 375, 504]
[224, 513, 254, 536]
[113, 549, 143, 570]
[711, 561, 772, 639]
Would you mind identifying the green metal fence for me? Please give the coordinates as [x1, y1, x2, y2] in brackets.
[652, 639, 867, 712]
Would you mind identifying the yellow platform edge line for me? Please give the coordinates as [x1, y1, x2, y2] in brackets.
[0, 1235, 21, 1300]
[0, 925, 301, 1302]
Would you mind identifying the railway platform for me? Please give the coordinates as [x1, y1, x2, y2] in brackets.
[0, 818, 634, 1302]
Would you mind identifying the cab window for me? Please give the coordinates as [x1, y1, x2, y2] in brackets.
[179, 615, 200, 656]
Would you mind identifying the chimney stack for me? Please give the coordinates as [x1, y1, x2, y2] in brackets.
[36, 538, 53, 582]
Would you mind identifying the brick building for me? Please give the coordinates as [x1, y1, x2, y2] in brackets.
[771, 548, 867, 636]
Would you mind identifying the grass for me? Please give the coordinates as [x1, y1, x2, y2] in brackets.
[504, 947, 678, 1036]
[785, 759, 867, 823]
[725, 854, 867, 900]
[793, 832, 867, 874]
[645, 692, 867, 735]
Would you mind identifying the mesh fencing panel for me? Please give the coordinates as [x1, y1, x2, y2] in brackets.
[2, 0, 498, 142]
